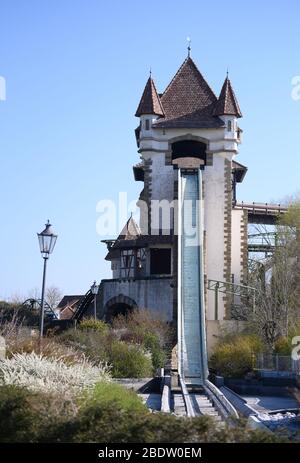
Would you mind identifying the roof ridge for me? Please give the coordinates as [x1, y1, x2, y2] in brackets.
[150, 78, 165, 115]
[161, 56, 217, 101]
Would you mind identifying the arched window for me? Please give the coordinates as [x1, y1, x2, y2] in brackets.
[227, 120, 232, 132]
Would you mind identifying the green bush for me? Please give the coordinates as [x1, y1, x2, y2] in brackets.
[0, 385, 38, 442]
[112, 309, 172, 371]
[0, 384, 294, 443]
[60, 329, 153, 378]
[43, 404, 286, 444]
[109, 341, 153, 378]
[274, 337, 292, 355]
[210, 335, 263, 378]
[59, 328, 112, 364]
[0, 301, 40, 327]
[83, 382, 146, 413]
[143, 332, 167, 370]
[79, 318, 109, 334]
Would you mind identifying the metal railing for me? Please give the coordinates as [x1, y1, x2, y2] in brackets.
[255, 353, 300, 374]
[179, 376, 195, 418]
[204, 379, 239, 420]
[235, 202, 287, 214]
[207, 279, 256, 320]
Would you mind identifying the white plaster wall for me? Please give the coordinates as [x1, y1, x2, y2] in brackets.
[150, 153, 174, 201]
[139, 125, 239, 154]
[203, 154, 226, 320]
[231, 209, 244, 286]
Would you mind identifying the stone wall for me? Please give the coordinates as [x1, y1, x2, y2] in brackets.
[100, 276, 173, 321]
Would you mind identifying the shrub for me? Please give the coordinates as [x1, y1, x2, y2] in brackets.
[42, 405, 287, 444]
[59, 328, 112, 364]
[143, 332, 167, 370]
[0, 385, 294, 443]
[210, 335, 263, 378]
[0, 352, 110, 395]
[0, 301, 40, 327]
[274, 337, 292, 355]
[112, 309, 173, 371]
[60, 327, 153, 378]
[0, 384, 78, 443]
[79, 319, 109, 334]
[109, 341, 153, 378]
[6, 334, 83, 364]
[0, 385, 39, 442]
[113, 309, 172, 348]
[83, 382, 146, 412]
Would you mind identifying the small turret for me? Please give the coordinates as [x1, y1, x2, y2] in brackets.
[135, 76, 164, 117]
[214, 75, 242, 118]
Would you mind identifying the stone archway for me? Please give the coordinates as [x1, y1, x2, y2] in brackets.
[104, 294, 138, 323]
[165, 134, 209, 166]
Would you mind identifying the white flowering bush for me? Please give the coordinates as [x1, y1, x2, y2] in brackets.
[0, 352, 111, 396]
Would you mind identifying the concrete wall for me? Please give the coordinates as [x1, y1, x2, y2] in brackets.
[101, 277, 173, 321]
[203, 154, 227, 320]
[206, 319, 246, 356]
[231, 208, 244, 286]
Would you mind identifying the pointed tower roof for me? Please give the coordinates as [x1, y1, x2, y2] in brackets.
[135, 77, 164, 117]
[214, 76, 242, 118]
[104, 216, 141, 261]
[153, 57, 223, 129]
[117, 216, 141, 241]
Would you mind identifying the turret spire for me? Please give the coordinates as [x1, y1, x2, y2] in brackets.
[213, 74, 242, 118]
[135, 75, 164, 117]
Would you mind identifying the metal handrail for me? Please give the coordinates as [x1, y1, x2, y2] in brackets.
[179, 376, 195, 418]
[235, 202, 287, 213]
[204, 380, 239, 420]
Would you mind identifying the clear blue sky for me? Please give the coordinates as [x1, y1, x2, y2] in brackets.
[0, 0, 299, 300]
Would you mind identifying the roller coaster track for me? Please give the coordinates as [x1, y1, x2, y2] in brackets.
[71, 289, 95, 322]
[22, 298, 58, 319]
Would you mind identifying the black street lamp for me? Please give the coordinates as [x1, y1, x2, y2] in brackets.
[91, 281, 99, 320]
[37, 220, 57, 341]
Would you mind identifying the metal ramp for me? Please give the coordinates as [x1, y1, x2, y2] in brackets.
[177, 169, 208, 386]
[71, 289, 94, 322]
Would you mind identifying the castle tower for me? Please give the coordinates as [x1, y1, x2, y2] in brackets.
[100, 54, 247, 354]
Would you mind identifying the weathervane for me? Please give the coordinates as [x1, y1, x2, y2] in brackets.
[187, 36, 191, 57]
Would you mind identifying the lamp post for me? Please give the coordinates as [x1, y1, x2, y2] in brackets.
[37, 220, 57, 342]
[91, 281, 99, 320]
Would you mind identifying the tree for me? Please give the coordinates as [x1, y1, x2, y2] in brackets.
[46, 286, 63, 309]
[246, 201, 300, 349]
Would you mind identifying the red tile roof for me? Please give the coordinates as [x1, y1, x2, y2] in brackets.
[214, 77, 242, 118]
[135, 77, 165, 117]
[153, 57, 224, 129]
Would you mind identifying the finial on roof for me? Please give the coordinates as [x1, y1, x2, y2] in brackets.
[226, 68, 229, 78]
[187, 36, 191, 57]
[149, 66, 152, 78]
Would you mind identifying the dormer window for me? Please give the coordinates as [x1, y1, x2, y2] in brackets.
[227, 120, 232, 132]
[145, 119, 150, 130]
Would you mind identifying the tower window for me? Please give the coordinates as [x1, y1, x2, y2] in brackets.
[145, 119, 150, 130]
[150, 248, 171, 275]
[227, 120, 232, 132]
